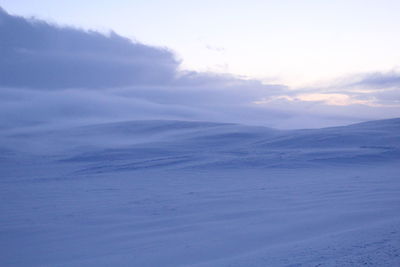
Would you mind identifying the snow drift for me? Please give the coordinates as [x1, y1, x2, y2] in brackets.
[1, 118, 400, 266]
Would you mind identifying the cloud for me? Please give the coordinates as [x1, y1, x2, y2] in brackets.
[0, 7, 179, 89]
[205, 45, 225, 53]
[352, 71, 400, 89]
[257, 93, 376, 106]
[259, 70, 400, 111]
[317, 71, 400, 107]
[0, 7, 399, 131]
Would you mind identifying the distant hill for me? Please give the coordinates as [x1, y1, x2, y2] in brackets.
[1, 118, 399, 172]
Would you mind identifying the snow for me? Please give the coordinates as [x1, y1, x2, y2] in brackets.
[1, 118, 400, 266]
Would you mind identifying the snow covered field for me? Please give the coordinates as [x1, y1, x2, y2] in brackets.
[1, 119, 400, 266]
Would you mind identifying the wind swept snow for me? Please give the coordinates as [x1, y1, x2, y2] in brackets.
[1, 119, 400, 266]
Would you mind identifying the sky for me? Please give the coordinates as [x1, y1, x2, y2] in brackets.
[2, 0, 400, 86]
[0, 1, 399, 129]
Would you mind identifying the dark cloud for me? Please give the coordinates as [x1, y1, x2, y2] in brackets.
[354, 71, 400, 89]
[0, 7, 179, 88]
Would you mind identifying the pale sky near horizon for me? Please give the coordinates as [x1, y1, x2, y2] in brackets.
[2, 0, 400, 87]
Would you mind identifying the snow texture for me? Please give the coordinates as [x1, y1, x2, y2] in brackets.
[1, 118, 400, 266]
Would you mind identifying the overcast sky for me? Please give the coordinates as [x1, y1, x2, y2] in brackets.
[0, 2, 399, 129]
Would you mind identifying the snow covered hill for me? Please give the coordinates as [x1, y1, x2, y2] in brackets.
[1, 118, 400, 266]
[1, 118, 399, 173]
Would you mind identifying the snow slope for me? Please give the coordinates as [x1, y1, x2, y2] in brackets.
[1, 118, 400, 266]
